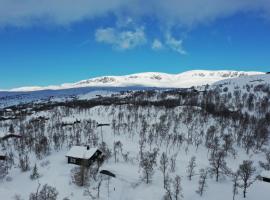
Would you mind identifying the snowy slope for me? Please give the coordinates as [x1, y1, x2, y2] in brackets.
[8, 70, 264, 92]
[212, 73, 270, 88]
[0, 87, 167, 108]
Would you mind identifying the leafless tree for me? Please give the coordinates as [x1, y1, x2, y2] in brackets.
[186, 156, 196, 181]
[232, 172, 240, 200]
[196, 169, 208, 196]
[209, 149, 227, 182]
[160, 152, 169, 188]
[238, 160, 256, 198]
[140, 149, 158, 184]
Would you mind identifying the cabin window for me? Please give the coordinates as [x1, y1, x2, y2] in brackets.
[70, 158, 76, 163]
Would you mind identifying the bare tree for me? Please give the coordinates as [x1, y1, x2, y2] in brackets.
[19, 153, 30, 172]
[0, 160, 8, 180]
[238, 160, 256, 198]
[160, 152, 169, 188]
[163, 175, 183, 200]
[222, 134, 234, 155]
[140, 149, 158, 184]
[259, 151, 270, 170]
[29, 183, 41, 200]
[209, 149, 227, 182]
[39, 184, 58, 200]
[232, 172, 240, 200]
[113, 141, 123, 163]
[196, 169, 208, 196]
[29, 184, 58, 200]
[186, 156, 196, 181]
[173, 175, 183, 200]
[170, 154, 177, 173]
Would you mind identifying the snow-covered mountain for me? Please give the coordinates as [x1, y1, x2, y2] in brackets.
[8, 70, 264, 92]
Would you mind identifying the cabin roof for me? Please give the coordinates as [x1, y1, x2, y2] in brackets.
[100, 170, 116, 178]
[66, 146, 98, 159]
[0, 134, 22, 141]
[261, 170, 270, 178]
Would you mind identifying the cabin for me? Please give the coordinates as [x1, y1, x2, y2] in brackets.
[0, 150, 7, 161]
[0, 134, 22, 160]
[0, 154, 7, 161]
[66, 146, 104, 167]
[260, 171, 270, 183]
[267, 72, 270, 74]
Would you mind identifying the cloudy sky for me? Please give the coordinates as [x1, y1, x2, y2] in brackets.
[0, 0, 270, 89]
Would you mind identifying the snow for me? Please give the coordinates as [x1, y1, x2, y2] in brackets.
[66, 146, 98, 159]
[7, 70, 264, 92]
[261, 170, 270, 178]
[212, 74, 270, 88]
[0, 150, 5, 156]
[0, 104, 269, 200]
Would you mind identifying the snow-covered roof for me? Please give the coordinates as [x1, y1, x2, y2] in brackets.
[261, 170, 270, 178]
[66, 146, 98, 159]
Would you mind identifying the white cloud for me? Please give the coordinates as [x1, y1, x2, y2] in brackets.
[152, 39, 163, 50]
[0, 0, 270, 27]
[95, 27, 146, 50]
[165, 34, 186, 55]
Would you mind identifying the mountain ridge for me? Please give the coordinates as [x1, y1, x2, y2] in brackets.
[5, 70, 264, 92]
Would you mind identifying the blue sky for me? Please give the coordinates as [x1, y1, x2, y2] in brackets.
[0, 0, 270, 89]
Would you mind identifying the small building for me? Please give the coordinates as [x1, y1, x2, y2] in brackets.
[0, 150, 7, 161]
[0, 154, 7, 161]
[66, 146, 104, 167]
[260, 171, 270, 183]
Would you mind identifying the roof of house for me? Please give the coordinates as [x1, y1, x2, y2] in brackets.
[66, 146, 98, 159]
[0, 134, 22, 141]
[100, 170, 116, 178]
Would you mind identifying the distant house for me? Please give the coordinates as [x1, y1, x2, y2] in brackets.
[0, 134, 22, 160]
[0, 152, 7, 161]
[66, 146, 104, 167]
[260, 171, 270, 183]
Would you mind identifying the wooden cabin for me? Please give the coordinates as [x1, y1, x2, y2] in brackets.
[0, 150, 7, 161]
[260, 171, 270, 183]
[66, 146, 104, 167]
[0, 154, 7, 161]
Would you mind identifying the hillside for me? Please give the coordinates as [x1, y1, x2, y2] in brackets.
[0, 72, 270, 200]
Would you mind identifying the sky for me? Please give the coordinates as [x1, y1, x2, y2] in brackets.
[0, 0, 270, 89]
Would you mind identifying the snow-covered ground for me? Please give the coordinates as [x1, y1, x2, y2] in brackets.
[1, 104, 269, 200]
